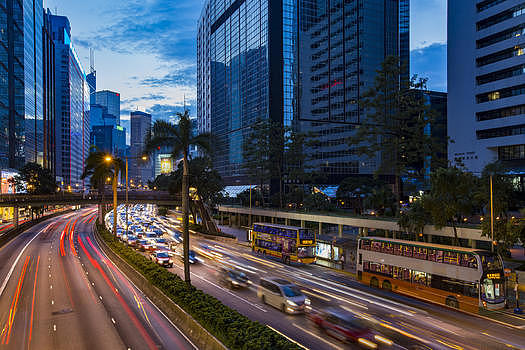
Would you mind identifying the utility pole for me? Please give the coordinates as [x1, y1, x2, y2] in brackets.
[490, 175, 494, 253]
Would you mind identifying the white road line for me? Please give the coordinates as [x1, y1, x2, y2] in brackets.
[0, 224, 49, 297]
[292, 323, 344, 350]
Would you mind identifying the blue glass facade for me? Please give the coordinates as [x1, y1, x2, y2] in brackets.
[50, 14, 90, 188]
[198, 0, 410, 186]
[0, 0, 44, 171]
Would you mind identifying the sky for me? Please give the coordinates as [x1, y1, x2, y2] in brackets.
[44, 0, 447, 128]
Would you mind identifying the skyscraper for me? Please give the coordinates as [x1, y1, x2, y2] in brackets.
[197, 0, 410, 187]
[0, 0, 44, 170]
[130, 111, 153, 185]
[43, 9, 56, 175]
[49, 14, 90, 188]
[448, 0, 525, 181]
[95, 90, 120, 125]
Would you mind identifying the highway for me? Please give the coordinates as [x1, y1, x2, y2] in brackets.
[130, 209, 525, 350]
[0, 208, 196, 350]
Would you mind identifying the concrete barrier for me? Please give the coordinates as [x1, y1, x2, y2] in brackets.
[190, 229, 237, 243]
[93, 226, 227, 350]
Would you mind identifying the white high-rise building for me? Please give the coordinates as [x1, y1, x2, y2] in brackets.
[448, 0, 525, 178]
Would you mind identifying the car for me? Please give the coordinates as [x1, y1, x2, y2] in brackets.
[257, 278, 310, 314]
[219, 267, 250, 289]
[136, 239, 149, 251]
[174, 248, 198, 264]
[127, 236, 138, 247]
[309, 308, 393, 348]
[150, 251, 173, 267]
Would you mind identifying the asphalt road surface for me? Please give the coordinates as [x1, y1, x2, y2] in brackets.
[0, 208, 196, 350]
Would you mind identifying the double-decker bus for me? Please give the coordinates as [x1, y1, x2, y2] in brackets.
[250, 223, 316, 264]
[357, 237, 506, 313]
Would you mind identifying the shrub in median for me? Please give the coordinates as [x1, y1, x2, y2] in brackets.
[97, 224, 300, 350]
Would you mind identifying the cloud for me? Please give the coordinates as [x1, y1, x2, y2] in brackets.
[410, 43, 447, 92]
[75, 0, 204, 63]
[139, 66, 196, 88]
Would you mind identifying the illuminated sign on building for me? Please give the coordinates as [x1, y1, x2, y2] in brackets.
[160, 157, 172, 174]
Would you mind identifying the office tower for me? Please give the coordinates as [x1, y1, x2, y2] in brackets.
[448, 0, 525, 183]
[43, 9, 56, 175]
[87, 71, 96, 106]
[0, 0, 44, 170]
[130, 111, 153, 185]
[197, 0, 410, 187]
[95, 90, 120, 125]
[49, 14, 90, 188]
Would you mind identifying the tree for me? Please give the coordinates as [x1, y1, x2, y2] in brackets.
[398, 199, 429, 240]
[476, 162, 523, 254]
[11, 162, 56, 195]
[144, 111, 211, 284]
[82, 150, 119, 224]
[303, 192, 334, 212]
[336, 177, 382, 214]
[170, 157, 224, 206]
[363, 185, 396, 216]
[348, 56, 445, 207]
[423, 167, 477, 246]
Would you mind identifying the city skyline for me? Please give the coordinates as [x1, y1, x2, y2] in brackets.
[43, 0, 447, 124]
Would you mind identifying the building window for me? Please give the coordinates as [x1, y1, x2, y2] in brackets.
[498, 144, 525, 160]
[477, 84, 525, 103]
[477, 3, 525, 31]
[477, 0, 506, 12]
[477, 124, 525, 139]
[477, 64, 525, 85]
[477, 24, 525, 48]
[477, 44, 525, 67]
[477, 104, 525, 121]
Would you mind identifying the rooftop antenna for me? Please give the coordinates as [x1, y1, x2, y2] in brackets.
[90, 48, 95, 74]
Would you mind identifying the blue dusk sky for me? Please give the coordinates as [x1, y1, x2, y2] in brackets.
[44, 0, 446, 125]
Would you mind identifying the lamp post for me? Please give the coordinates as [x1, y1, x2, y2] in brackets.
[490, 175, 494, 253]
[105, 155, 118, 236]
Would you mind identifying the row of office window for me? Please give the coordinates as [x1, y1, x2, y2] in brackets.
[498, 144, 525, 160]
[477, 23, 525, 49]
[477, 44, 524, 67]
[360, 240, 479, 269]
[476, 3, 525, 31]
[477, 0, 507, 12]
[363, 262, 479, 298]
[476, 64, 525, 85]
[476, 83, 525, 103]
[477, 104, 525, 121]
[477, 124, 525, 139]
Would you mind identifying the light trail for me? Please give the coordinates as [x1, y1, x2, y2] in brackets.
[28, 255, 40, 350]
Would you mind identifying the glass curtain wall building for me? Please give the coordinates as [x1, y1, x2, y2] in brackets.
[198, 0, 409, 187]
[0, 0, 44, 171]
[50, 14, 90, 188]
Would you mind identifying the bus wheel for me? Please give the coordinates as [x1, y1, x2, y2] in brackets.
[370, 277, 379, 289]
[446, 296, 459, 309]
[382, 280, 392, 292]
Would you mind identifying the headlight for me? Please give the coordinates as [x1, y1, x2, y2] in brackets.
[232, 280, 239, 285]
[358, 338, 377, 349]
[286, 300, 298, 307]
[304, 298, 311, 306]
[374, 335, 393, 346]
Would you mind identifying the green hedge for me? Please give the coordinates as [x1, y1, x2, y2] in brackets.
[97, 224, 300, 350]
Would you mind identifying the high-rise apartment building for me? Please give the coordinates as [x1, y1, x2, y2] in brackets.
[49, 14, 90, 188]
[0, 0, 44, 170]
[448, 0, 525, 179]
[130, 111, 153, 185]
[197, 0, 410, 186]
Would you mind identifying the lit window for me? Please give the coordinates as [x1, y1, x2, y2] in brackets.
[488, 91, 500, 101]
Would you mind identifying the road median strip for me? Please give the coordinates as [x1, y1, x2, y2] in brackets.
[94, 223, 302, 350]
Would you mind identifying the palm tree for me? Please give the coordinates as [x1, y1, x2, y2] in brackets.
[82, 150, 121, 226]
[144, 111, 211, 284]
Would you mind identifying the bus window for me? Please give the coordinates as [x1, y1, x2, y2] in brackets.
[412, 271, 428, 286]
[382, 243, 393, 254]
[361, 240, 371, 250]
[393, 244, 402, 255]
[435, 249, 443, 263]
[414, 247, 427, 260]
[372, 241, 382, 252]
[402, 245, 413, 257]
[444, 251, 459, 265]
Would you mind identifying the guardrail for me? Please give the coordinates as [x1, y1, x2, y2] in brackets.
[0, 191, 181, 207]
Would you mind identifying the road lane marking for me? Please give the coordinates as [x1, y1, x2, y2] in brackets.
[0, 224, 50, 298]
[291, 323, 343, 350]
[267, 325, 310, 350]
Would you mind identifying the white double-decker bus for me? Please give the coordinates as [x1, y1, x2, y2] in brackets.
[357, 237, 506, 313]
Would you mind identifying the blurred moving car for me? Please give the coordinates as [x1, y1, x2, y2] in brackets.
[219, 267, 249, 289]
[257, 277, 310, 314]
[174, 247, 198, 264]
[150, 251, 173, 268]
[309, 307, 393, 348]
